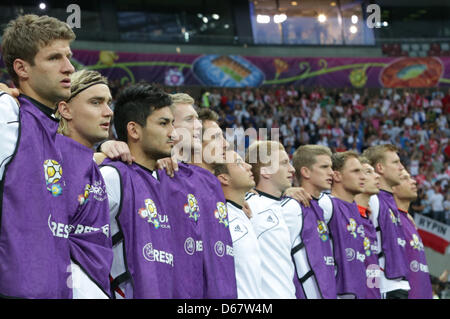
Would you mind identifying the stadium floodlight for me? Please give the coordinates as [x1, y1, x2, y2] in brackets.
[212, 14, 220, 20]
[318, 14, 327, 23]
[351, 15, 358, 24]
[350, 25, 358, 34]
[39, 2, 46, 10]
[256, 14, 271, 24]
[202, 17, 208, 23]
[274, 14, 287, 24]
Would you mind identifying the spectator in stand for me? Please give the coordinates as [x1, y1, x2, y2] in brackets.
[444, 193, 450, 225]
[429, 182, 445, 223]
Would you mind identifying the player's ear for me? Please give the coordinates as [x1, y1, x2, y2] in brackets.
[57, 101, 73, 120]
[13, 58, 30, 81]
[216, 173, 230, 186]
[260, 164, 276, 179]
[375, 162, 384, 175]
[127, 121, 141, 141]
[300, 166, 310, 180]
[332, 170, 342, 183]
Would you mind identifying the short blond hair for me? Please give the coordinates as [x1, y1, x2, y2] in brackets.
[1, 14, 75, 86]
[245, 140, 285, 185]
[362, 144, 398, 167]
[292, 145, 332, 183]
[170, 93, 195, 109]
[56, 70, 108, 135]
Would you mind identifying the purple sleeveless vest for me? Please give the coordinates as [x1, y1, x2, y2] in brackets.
[189, 164, 237, 299]
[358, 206, 381, 299]
[0, 96, 71, 298]
[158, 163, 237, 299]
[329, 197, 367, 298]
[56, 134, 113, 297]
[290, 198, 337, 299]
[398, 209, 433, 299]
[376, 190, 409, 280]
[158, 163, 204, 298]
[102, 159, 174, 298]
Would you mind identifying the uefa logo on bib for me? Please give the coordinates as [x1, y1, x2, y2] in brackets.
[214, 241, 225, 257]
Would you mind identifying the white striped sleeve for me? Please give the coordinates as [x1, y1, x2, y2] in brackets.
[0, 92, 20, 181]
[318, 194, 333, 224]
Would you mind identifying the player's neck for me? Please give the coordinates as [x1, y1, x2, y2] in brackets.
[256, 180, 283, 198]
[301, 182, 322, 198]
[354, 193, 371, 208]
[19, 82, 58, 110]
[65, 127, 95, 149]
[379, 178, 393, 193]
[129, 145, 156, 171]
[394, 196, 411, 212]
[331, 185, 355, 203]
[223, 188, 246, 208]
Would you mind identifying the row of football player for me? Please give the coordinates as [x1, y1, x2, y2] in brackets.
[0, 14, 430, 298]
[0, 14, 236, 298]
[217, 142, 431, 299]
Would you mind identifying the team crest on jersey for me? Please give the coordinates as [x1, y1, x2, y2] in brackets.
[410, 234, 423, 251]
[184, 194, 200, 222]
[363, 237, 372, 256]
[43, 159, 63, 197]
[138, 199, 162, 229]
[389, 209, 399, 225]
[347, 218, 357, 238]
[317, 220, 329, 242]
[214, 202, 229, 228]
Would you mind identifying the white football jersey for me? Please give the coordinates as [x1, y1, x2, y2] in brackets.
[245, 190, 296, 299]
[227, 201, 263, 299]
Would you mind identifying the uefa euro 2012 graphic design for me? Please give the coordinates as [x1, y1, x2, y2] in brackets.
[138, 198, 161, 229]
[347, 218, 358, 238]
[43, 159, 63, 197]
[184, 194, 200, 222]
[410, 234, 424, 251]
[363, 237, 372, 256]
[214, 202, 229, 228]
[78, 184, 91, 205]
[317, 220, 329, 242]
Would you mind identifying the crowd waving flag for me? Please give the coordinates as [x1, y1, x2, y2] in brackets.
[414, 214, 450, 255]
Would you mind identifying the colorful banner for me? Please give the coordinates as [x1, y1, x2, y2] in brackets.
[414, 214, 450, 255]
[2, 48, 450, 88]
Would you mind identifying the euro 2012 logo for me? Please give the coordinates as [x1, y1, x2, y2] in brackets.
[389, 209, 399, 225]
[347, 218, 357, 238]
[138, 198, 160, 229]
[78, 184, 91, 205]
[410, 234, 423, 251]
[184, 194, 200, 222]
[214, 202, 229, 228]
[317, 220, 329, 242]
[363, 237, 372, 256]
[43, 159, 63, 197]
